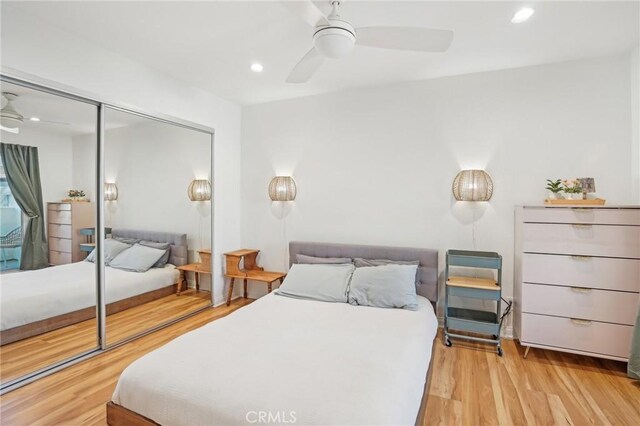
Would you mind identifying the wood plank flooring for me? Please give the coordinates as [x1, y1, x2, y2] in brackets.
[0, 289, 210, 383]
[424, 333, 640, 426]
[1, 301, 639, 425]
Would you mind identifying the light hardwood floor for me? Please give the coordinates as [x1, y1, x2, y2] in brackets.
[1, 300, 639, 425]
[425, 333, 640, 425]
[0, 289, 211, 383]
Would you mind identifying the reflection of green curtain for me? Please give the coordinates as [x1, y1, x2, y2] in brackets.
[0, 143, 48, 270]
[629, 310, 640, 379]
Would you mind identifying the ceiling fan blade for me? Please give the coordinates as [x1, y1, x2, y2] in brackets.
[355, 27, 454, 52]
[279, 0, 328, 27]
[286, 47, 325, 83]
[0, 125, 19, 134]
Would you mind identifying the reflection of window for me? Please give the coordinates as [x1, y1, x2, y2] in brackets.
[0, 160, 23, 271]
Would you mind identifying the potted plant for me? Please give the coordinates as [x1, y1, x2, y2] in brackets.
[545, 179, 564, 199]
[67, 189, 86, 201]
[562, 179, 583, 199]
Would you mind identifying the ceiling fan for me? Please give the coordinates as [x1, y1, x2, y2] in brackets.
[1, 92, 70, 134]
[281, 0, 454, 83]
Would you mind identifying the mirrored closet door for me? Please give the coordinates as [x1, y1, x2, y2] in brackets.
[0, 79, 99, 385]
[103, 107, 213, 346]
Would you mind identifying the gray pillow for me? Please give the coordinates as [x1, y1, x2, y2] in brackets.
[109, 243, 167, 273]
[276, 263, 355, 303]
[113, 236, 140, 245]
[353, 257, 419, 267]
[353, 258, 420, 285]
[348, 264, 419, 310]
[139, 240, 171, 268]
[85, 238, 132, 265]
[296, 254, 352, 265]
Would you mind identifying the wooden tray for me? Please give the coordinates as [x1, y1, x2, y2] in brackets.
[544, 198, 606, 205]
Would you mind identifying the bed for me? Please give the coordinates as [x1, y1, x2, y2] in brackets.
[0, 229, 188, 346]
[108, 241, 439, 426]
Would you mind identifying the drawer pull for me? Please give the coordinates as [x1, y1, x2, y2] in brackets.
[570, 287, 593, 293]
[570, 255, 591, 260]
[570, 318, 592, 326]
[571, 224, 592, 229]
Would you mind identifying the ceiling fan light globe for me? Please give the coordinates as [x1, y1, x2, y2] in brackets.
[313, 23, 355, 58]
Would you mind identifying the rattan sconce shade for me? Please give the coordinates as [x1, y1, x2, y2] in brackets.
[104, 183, 118, 201]
[269, 176, 297, 201]
[188, 179, 212, 201]
[452, 170, 493, 201]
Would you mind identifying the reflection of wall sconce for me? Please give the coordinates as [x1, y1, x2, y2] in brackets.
[104, 183, 118, 201]
[188, 179, 212, 201]
[269, 176, 297, 201]
[452, 170, 493, 201]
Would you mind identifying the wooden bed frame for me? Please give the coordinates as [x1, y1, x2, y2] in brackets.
[0, 282, 180, 346]
[106, 241, 439, 425]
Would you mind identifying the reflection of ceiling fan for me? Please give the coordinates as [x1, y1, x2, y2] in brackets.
[281, 0, 454, 83]
[1, 92, 70, 134]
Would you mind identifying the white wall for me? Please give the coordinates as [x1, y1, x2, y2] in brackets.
[2, 7, 241, 305]
[71, 134, 96, 201]
[241, 53, 635, 319]
[106, 121, 211, 268]
[72, 121, 212, 277]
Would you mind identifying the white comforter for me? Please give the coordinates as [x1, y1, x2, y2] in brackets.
[0, 262, 179, 331]
[112, 293, 438, 425]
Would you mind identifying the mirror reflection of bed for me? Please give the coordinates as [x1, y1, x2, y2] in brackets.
[0, 80, 100, 384]
[0, 81, 213, 385]
[102, 107, 213, 346]
[0, 229, 209, 382]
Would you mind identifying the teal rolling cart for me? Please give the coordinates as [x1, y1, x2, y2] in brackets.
[444, 249, 504, 356]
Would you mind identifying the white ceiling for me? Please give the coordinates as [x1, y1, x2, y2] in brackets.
[3, 1, 639, 105]
[1, 81, 146, 137]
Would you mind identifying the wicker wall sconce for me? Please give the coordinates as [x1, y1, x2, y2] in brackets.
[188, 179, 212, 201]
[104, 183, 118, 201]
[452, 170, 493, 201]
[269, 176, 297, 201]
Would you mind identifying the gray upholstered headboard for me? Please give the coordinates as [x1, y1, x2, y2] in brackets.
[111, 229, 188, 267]
[289, 241, 439, 303]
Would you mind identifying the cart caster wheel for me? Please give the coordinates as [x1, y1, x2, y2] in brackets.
[497, 347, 503, 357]
[444, 337, 452, 347]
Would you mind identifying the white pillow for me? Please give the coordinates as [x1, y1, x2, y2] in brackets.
[348, 264, 419, 310]
[275, 263, 355, 303]
[109, 243, 167, 273]
[85, 238, 131, 265]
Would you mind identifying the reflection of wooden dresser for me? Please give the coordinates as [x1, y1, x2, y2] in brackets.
[47, 202, 95, 265]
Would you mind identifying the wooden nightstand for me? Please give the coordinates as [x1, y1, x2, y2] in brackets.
[175, 263, 211, 296]
[224, 249, 286, 306]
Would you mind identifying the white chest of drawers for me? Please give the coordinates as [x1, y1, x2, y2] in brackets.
[514, 205, 640, 361]
[47, 202, 95, 265]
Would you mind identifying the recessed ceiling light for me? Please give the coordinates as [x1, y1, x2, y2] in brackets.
[250, 63, 264, 73]
[511, 7, 535, 23]
[29, 117, 40, 122]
